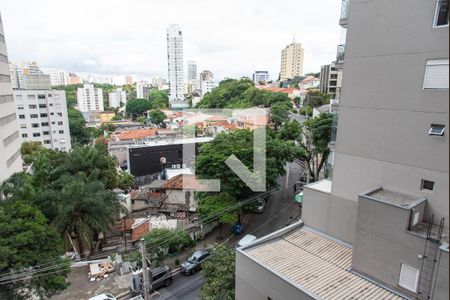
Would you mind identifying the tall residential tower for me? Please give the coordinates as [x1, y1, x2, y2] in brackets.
[0, 12, 22, 182]
[167, 24, 186, 108]
[280, 42, 304, 80]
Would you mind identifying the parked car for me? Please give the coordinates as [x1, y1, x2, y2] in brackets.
[88, 294, 117, 300]
[253, 197, 266, 214]
[130, 265, 172, 296]
[180, 249, 211, 275]
[236, 234, 257, 248]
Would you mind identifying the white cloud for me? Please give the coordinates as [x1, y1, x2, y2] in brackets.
[1, 0, 342, 81]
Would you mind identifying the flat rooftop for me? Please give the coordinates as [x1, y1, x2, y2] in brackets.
[304, 179, 332, 194]
[242, 225, 405, 300]
[361, 187, 426, 209]
[127, 136, 213, 148]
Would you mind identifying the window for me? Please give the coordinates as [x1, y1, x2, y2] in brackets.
[27, 95, 36, 99]
[17, 105, 24, 110]
[39, 104, 47, 108]
[58, 121, 63, 125]
[429, 124, 445, 136]
[38, 94, 46, 99]
[399, 263, 420, 293]
[40, 113, 48, 118]
[32, 132, 41, 137]
[421, 179, 435, 191]
[50, 113, 54, 116]
[49, 103, 53, 107]
[30, 114, 38, 118]
[19, 114, 25, 119]
[22, 133, 28, 138]
[434, 0, 449, 27]
[57, 112, 63, 117]
[29, 104, 37, 109]
[41, 122, 49, 126]
[20, 124, 26, 129]
[44, 140, 51, 144]
[31, 123, 39, 128]
[423, 59, 449, 89]
[43, 131, 50, 135]
[59, 130, 64, 134]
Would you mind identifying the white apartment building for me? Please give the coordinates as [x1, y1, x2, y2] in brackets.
[108, 88, 126, 108]
[319, 62, 343, 97]
[167, 24, 185, 103]
[280, 42, 304, 80]
[136, 81, 151, 99]
[252, 71, 270, 84]
[200, 80, 217, 97]
[14, 89, 71, 152]
[76, 83, 104, 112]
[0, 13, 22, 182]
[48, 69, 69, 86]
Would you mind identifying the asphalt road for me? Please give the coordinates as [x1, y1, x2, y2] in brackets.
[157, 272, 203, 300]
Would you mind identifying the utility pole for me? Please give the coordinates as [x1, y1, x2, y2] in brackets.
[140, 238, 151, 300]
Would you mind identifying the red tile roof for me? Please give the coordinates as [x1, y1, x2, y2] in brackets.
[163, 174, 208, 190]
[117, 128, 157, 140]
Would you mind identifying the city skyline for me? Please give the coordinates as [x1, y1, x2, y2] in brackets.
[1, 0, 341, 81]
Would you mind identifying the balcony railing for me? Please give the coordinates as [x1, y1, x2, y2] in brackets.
[330, 112, 339, 143]
[336, 44, 345, 62]
[340, 0, 349, 20]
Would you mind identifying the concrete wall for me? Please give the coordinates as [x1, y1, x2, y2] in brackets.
[302, 185, 357, 244]
[433, 249, 449, 300]
[236, 250, 314, 300]
[330, 0, 449, 236]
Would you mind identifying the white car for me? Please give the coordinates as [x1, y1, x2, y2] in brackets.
[88, 293, 116, 300]
[236, 234, 257, 248]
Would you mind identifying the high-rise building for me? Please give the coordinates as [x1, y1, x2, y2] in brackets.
[125, 75, 134, 85]
[166, 24, 185, 103]
[319, 62, 343, 97]
[187, 60, 197, 81]
[108, 88, 126, 108]
[9, 61, 51, 90]
[136, 81, 151, 99]
[68, 73, 82, 84]
[0, 12, 22, 182]
[48, 69, 69, 86]
[76, 83, 104, 112]
[280, 42, 304, 80]
[199, 70, 213, 82]
[252, 71, 270, 84]
[14, 89, 71, 152]
[200, 80, 217, 97]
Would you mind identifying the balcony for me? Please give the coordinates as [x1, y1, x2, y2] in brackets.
[335, 44, 345, 70]
[339, 0, 349, 27]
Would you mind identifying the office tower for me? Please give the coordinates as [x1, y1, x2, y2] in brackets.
[76, 83, 104, 112]
[280, 42, 304, 80]
[0, 12, 22, 182]
[108, 88, 126, 108]
[166, 24, 184, 103]
[252, 71, 270, 84]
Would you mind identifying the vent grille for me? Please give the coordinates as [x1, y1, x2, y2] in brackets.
[399, 263, 420, 293]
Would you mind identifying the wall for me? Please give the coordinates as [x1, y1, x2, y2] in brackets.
[235, 251, 314, 300]
[433, 249, 449, 300]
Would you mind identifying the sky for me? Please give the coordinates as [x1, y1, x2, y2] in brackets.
[1, 0, 342, 82]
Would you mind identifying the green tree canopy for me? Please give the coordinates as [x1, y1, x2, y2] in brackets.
[68, 108, 90, 145]
[126, 99, 151, 119]
[148, 109, 167, 125]
[0, 201, 70, 299]
[117, 171, 135, 193]
[200, 246, 235, 300]
[149, 90, 169, 109]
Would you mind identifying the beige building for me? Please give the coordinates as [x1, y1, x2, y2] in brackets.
[0, 12, 22, 182]
[237, 0, 448, 299]
[280, 42, 304, 80]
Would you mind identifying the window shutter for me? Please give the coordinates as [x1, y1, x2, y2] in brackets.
[399, 263, 420, 293]
[423, 59, 449, 89]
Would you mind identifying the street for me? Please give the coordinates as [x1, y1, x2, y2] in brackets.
[157, 272, 203, 300]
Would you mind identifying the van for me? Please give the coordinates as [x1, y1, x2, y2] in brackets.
[88, 294, 117, 300]
[130, 265, 173, 296]
[236, 234, 257, 248]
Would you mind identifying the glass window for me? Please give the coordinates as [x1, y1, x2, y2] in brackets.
[435, 0, 449, 27]
[421, 180, 435, 191]
[429, 124, 445, 136]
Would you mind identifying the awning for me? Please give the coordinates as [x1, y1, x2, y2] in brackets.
[295, 192, 303, 204]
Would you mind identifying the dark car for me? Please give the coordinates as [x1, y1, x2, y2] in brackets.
[180, 249, 211, 275]
[130, 265, 172, 296]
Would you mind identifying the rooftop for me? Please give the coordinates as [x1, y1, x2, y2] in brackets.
[304, 179, 332, 194]
[360, 186, 426, 209]
[116, 128, 158, 141]
[241, 223, 405, 300]
[163, 174, 209, 191]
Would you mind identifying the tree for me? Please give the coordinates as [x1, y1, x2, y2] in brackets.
[278, 120, 301, 141]
[117, 171, 135, 193]
[68, 108, 90, 145]
[197, 194, 238, 239]
[136, 116, 147, 126]
[111, 115, 122, 121]
[0, 201, 70, 299]
[126, 99, 151, 119]
[149, 90, 169, 109]
[304, 90, 331, 108]
[53, 84, 83, 108]
[270, 101, 291, 129]
[148, 109, 166, 125]
[144, 229, 194, 266]
[20, 141, 47, 164]
[200, 246, 235, 300]
[297, 113, 333, 182]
